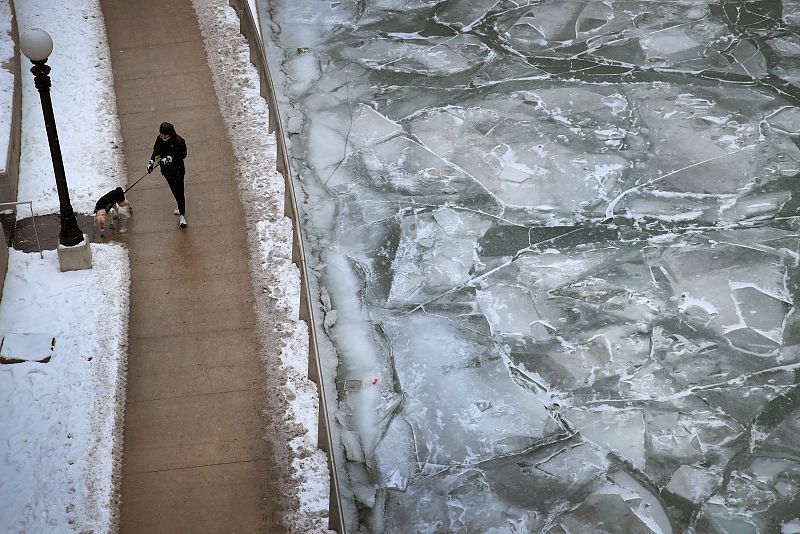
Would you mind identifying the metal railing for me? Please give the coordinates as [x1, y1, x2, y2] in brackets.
[0, 201, 43, 259]
[226, 1, 346, 532]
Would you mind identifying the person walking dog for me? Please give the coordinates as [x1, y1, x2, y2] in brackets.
[148, 122, 188, 227]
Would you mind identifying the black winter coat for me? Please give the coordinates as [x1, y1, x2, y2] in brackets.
[151, 133, 187, 177]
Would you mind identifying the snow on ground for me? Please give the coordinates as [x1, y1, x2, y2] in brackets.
[191, 0, 332, 531]
[0, 0, 13, 173]
[14, 0, 125, 216]
[0, 246, 128, 533]
[0, 1, 127, 533]
[1, 0, 328, 531]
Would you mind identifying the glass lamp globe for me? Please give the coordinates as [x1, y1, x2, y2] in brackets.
[20, 29, 53, 61]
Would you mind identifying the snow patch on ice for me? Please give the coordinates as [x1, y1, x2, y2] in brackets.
[783, 518, 800, 534]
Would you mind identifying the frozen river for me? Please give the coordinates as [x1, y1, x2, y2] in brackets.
[257, 0, 800, 532]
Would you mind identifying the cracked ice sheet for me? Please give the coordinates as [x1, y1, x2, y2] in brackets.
[505, 229, 798, 516]
[382, 314, 559, 467]
[387, 208, 492, 305]
[382, 442, 610, 532]
[339, 34, 491, 76]
[499, 1, 761, 77]
[697, 405, 800, 532]
[260, 0, 800, 530]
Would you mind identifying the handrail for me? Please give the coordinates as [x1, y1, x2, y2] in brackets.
[226, 1, 347, 532]
[0, 201, 43, 259]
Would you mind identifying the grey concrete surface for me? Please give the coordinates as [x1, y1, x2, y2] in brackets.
[99, 0, 285, 531]
[56, 235, 92, 271]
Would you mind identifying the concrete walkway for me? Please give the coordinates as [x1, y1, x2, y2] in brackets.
[99, 0, 284, 531]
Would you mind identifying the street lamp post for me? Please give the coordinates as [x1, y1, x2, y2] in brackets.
[20, 29, 84, 248]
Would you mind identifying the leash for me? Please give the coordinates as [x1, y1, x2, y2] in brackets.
[124, 158, 162, 194]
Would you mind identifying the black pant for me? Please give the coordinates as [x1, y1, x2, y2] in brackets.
[164, 172, 185, 215]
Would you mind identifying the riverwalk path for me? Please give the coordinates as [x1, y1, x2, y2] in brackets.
[100, 0, 284, 531]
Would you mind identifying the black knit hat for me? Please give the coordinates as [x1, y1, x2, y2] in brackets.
[159, 122, 176, 135]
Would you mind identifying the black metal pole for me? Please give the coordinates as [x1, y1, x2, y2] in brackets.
[29, 59, 84, 247]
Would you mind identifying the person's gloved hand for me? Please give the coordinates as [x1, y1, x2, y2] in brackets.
[147, 159, 154, 173]
[162, 156, 173, 165]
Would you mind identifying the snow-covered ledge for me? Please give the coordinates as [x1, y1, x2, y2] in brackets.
[198, 0, 347, 531]
[0, 0, 22, 300]
[0, 0, 21, 204]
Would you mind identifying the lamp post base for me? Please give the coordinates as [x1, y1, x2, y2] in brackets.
[57, 234, 92, 271]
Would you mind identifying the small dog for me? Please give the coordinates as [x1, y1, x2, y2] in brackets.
[94, 186, 131, 236]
